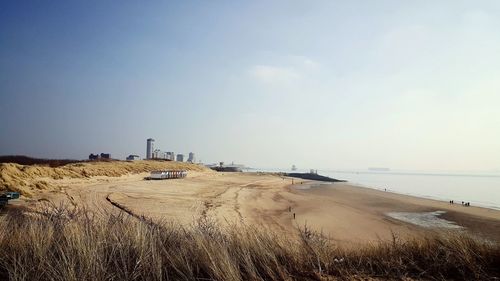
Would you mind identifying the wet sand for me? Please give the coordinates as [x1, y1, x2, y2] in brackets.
[293, 182, 500, 244]
[23, 172, 500, 246]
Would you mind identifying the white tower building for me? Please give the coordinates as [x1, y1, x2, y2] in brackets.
[146, 138, 155, 159]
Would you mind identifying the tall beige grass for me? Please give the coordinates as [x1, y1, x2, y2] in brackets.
[0, 204, 498, 280]
[0, 160, 211, 196]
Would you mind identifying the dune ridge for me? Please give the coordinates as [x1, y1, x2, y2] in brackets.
[0, 160, 211, 196]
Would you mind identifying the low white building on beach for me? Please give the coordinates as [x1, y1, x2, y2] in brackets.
[149, 170, 187, 180]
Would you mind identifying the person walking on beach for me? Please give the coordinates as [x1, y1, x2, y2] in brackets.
[293, 213, 296, 219]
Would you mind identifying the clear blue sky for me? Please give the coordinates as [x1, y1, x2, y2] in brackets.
[1, 1, 499, 171]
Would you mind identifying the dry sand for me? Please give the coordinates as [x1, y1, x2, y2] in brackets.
[291, 182, 500, 245]
[0, 160, 208, 196]
[5, 165, 498, 246]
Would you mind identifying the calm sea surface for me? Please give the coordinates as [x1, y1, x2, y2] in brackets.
[250, 168, 500, 210]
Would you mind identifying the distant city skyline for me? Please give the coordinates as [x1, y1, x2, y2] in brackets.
[1, 1, 499, 171]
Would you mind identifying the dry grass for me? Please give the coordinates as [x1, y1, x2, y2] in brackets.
[0, 204, 499, 281]
[0, 160, 211, 196]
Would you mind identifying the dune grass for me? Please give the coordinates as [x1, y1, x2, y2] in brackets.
[0, 159, 210, 197]
[0, 204, 499, 281]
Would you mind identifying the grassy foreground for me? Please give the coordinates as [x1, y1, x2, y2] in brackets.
[0, 204, 499, 281]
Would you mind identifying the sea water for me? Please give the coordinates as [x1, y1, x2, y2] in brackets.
[250, 168, 500, 210]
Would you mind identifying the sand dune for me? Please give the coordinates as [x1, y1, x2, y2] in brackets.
[0, 160, 211, 196]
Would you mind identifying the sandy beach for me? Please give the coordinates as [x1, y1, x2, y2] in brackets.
[18, 170, 500, 247]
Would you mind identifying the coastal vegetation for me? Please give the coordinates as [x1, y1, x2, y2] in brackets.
[0, 155, 84, 167]
[1, 204, 498, 281]
[0, 159, 210, 197]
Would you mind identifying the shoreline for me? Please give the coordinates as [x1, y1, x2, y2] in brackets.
[254, 170, 500, 211]
[347, 181, 500, 211]
[289, 180, 500, 244]
[291, 180, 500, 220]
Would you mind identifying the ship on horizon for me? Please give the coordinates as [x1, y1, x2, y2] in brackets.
[368, 167, 390, 172]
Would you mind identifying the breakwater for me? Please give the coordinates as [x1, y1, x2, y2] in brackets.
[285, 173, 345, 182]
